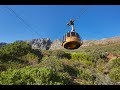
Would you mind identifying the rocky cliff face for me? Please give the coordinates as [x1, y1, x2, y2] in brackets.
[49, 36, 120, 50]
[25, 38, 52, 50]
[49, 39, 64, 50]
[28, 36, 120, 50]
[81, 36, 120, 47]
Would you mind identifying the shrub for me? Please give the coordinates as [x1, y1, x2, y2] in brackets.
[105, 58, 120, 70]
[0, 66, 55, 85]
[94, 72, 113, 85]
[51, 50, 71, 59]
[39, 58, 64, 72]
[0, 41, 31, 57]
[77, 68, 93, 81]
[111, 58, 120, 68]
[63, 64, 78, 77]
[0, 41, 42, 64]
[41, 50, 52, 57]
[31, 49, 42, 60]
[109, 67, 120, 83]
[0, 64, 7, 72]
[0, 62, 27, 71]
[71, 52, 92, 61]
[51, 72, 72, 85]
[21, 53, 39, 65]
[0, 66, 74, 85]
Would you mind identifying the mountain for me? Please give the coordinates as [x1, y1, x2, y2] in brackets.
[1, 36, 120, 50]
[81, 36, 120, 47]
[25, 38, 51, 50]
[0, 42, 7, 48]
[49, 39, 64, 50]
[1, 38, 51, 50]
[49, 36, 120, 50]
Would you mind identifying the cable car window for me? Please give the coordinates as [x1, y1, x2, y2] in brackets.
[76, 33, 80, 38]
[67, 32, 70, 37]
[63, 36, 65, 41]
[71, 32, 75, 36]
[64, 34, 66, 41]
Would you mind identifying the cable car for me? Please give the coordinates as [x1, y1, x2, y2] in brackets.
[62, 19, 83, 50]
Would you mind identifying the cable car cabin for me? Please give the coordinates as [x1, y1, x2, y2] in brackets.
[62, 31, 83, 50]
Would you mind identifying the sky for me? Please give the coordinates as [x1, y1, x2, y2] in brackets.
[0, 5, 120, 43]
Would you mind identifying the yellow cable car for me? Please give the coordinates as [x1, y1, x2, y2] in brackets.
[62, 19, 83, 50]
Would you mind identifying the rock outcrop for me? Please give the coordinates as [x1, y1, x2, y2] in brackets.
[81, 36, 120, 47]
[25, 38, 51, 50]
[49, 39, 64, 50]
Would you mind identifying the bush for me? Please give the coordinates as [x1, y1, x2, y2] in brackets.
[63, 64, 78, 77]
[0, 66, 55, 85]
[0, 66, 74, 85]
[0, 41, 31, 57]
[21, 53, 39, 65]
[71, 52, 92, 61]
[41, 50, 52, 57]
[94, 72, 113, 85]
[0, 41, 42, 64]
[31, 49, 42, 60]
[0, 64, 7, 72]
[39, 58, 64, 72]
[51, 50, 71, 59]
[77, 68, 93, 81]
[105, 58, 120, 70]
[51, 72, 72, 85]
[0, 62, 27, 72]
[109, 67, 120, 83]
[111, 58, 120, 68]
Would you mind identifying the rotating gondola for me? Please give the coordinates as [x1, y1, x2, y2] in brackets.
[62, 19, 83, 50]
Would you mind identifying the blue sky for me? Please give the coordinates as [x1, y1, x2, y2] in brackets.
[0, 5, 120, 43]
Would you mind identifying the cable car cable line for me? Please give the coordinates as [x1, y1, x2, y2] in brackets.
[1, 6, 87, 50]
[3, 5, 41, 37]
[75, 8, 88, 22]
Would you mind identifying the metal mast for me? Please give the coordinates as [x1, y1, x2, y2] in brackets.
[67, 19, 75, 32]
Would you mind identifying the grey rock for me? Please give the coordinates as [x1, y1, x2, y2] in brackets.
[25, 38, 52, 50]
[49, 39, 64, 50]
[81, 36, 120, 47]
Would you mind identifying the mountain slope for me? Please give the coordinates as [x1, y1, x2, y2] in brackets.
[1, 36, 120, 50]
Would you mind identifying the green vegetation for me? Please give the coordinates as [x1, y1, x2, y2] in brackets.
[0, 41, 120, 85]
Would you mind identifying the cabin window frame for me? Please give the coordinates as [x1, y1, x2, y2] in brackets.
[67, 32, 70, 37]
[76, 33, 80, 39]
[71, 32, 76, 36]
